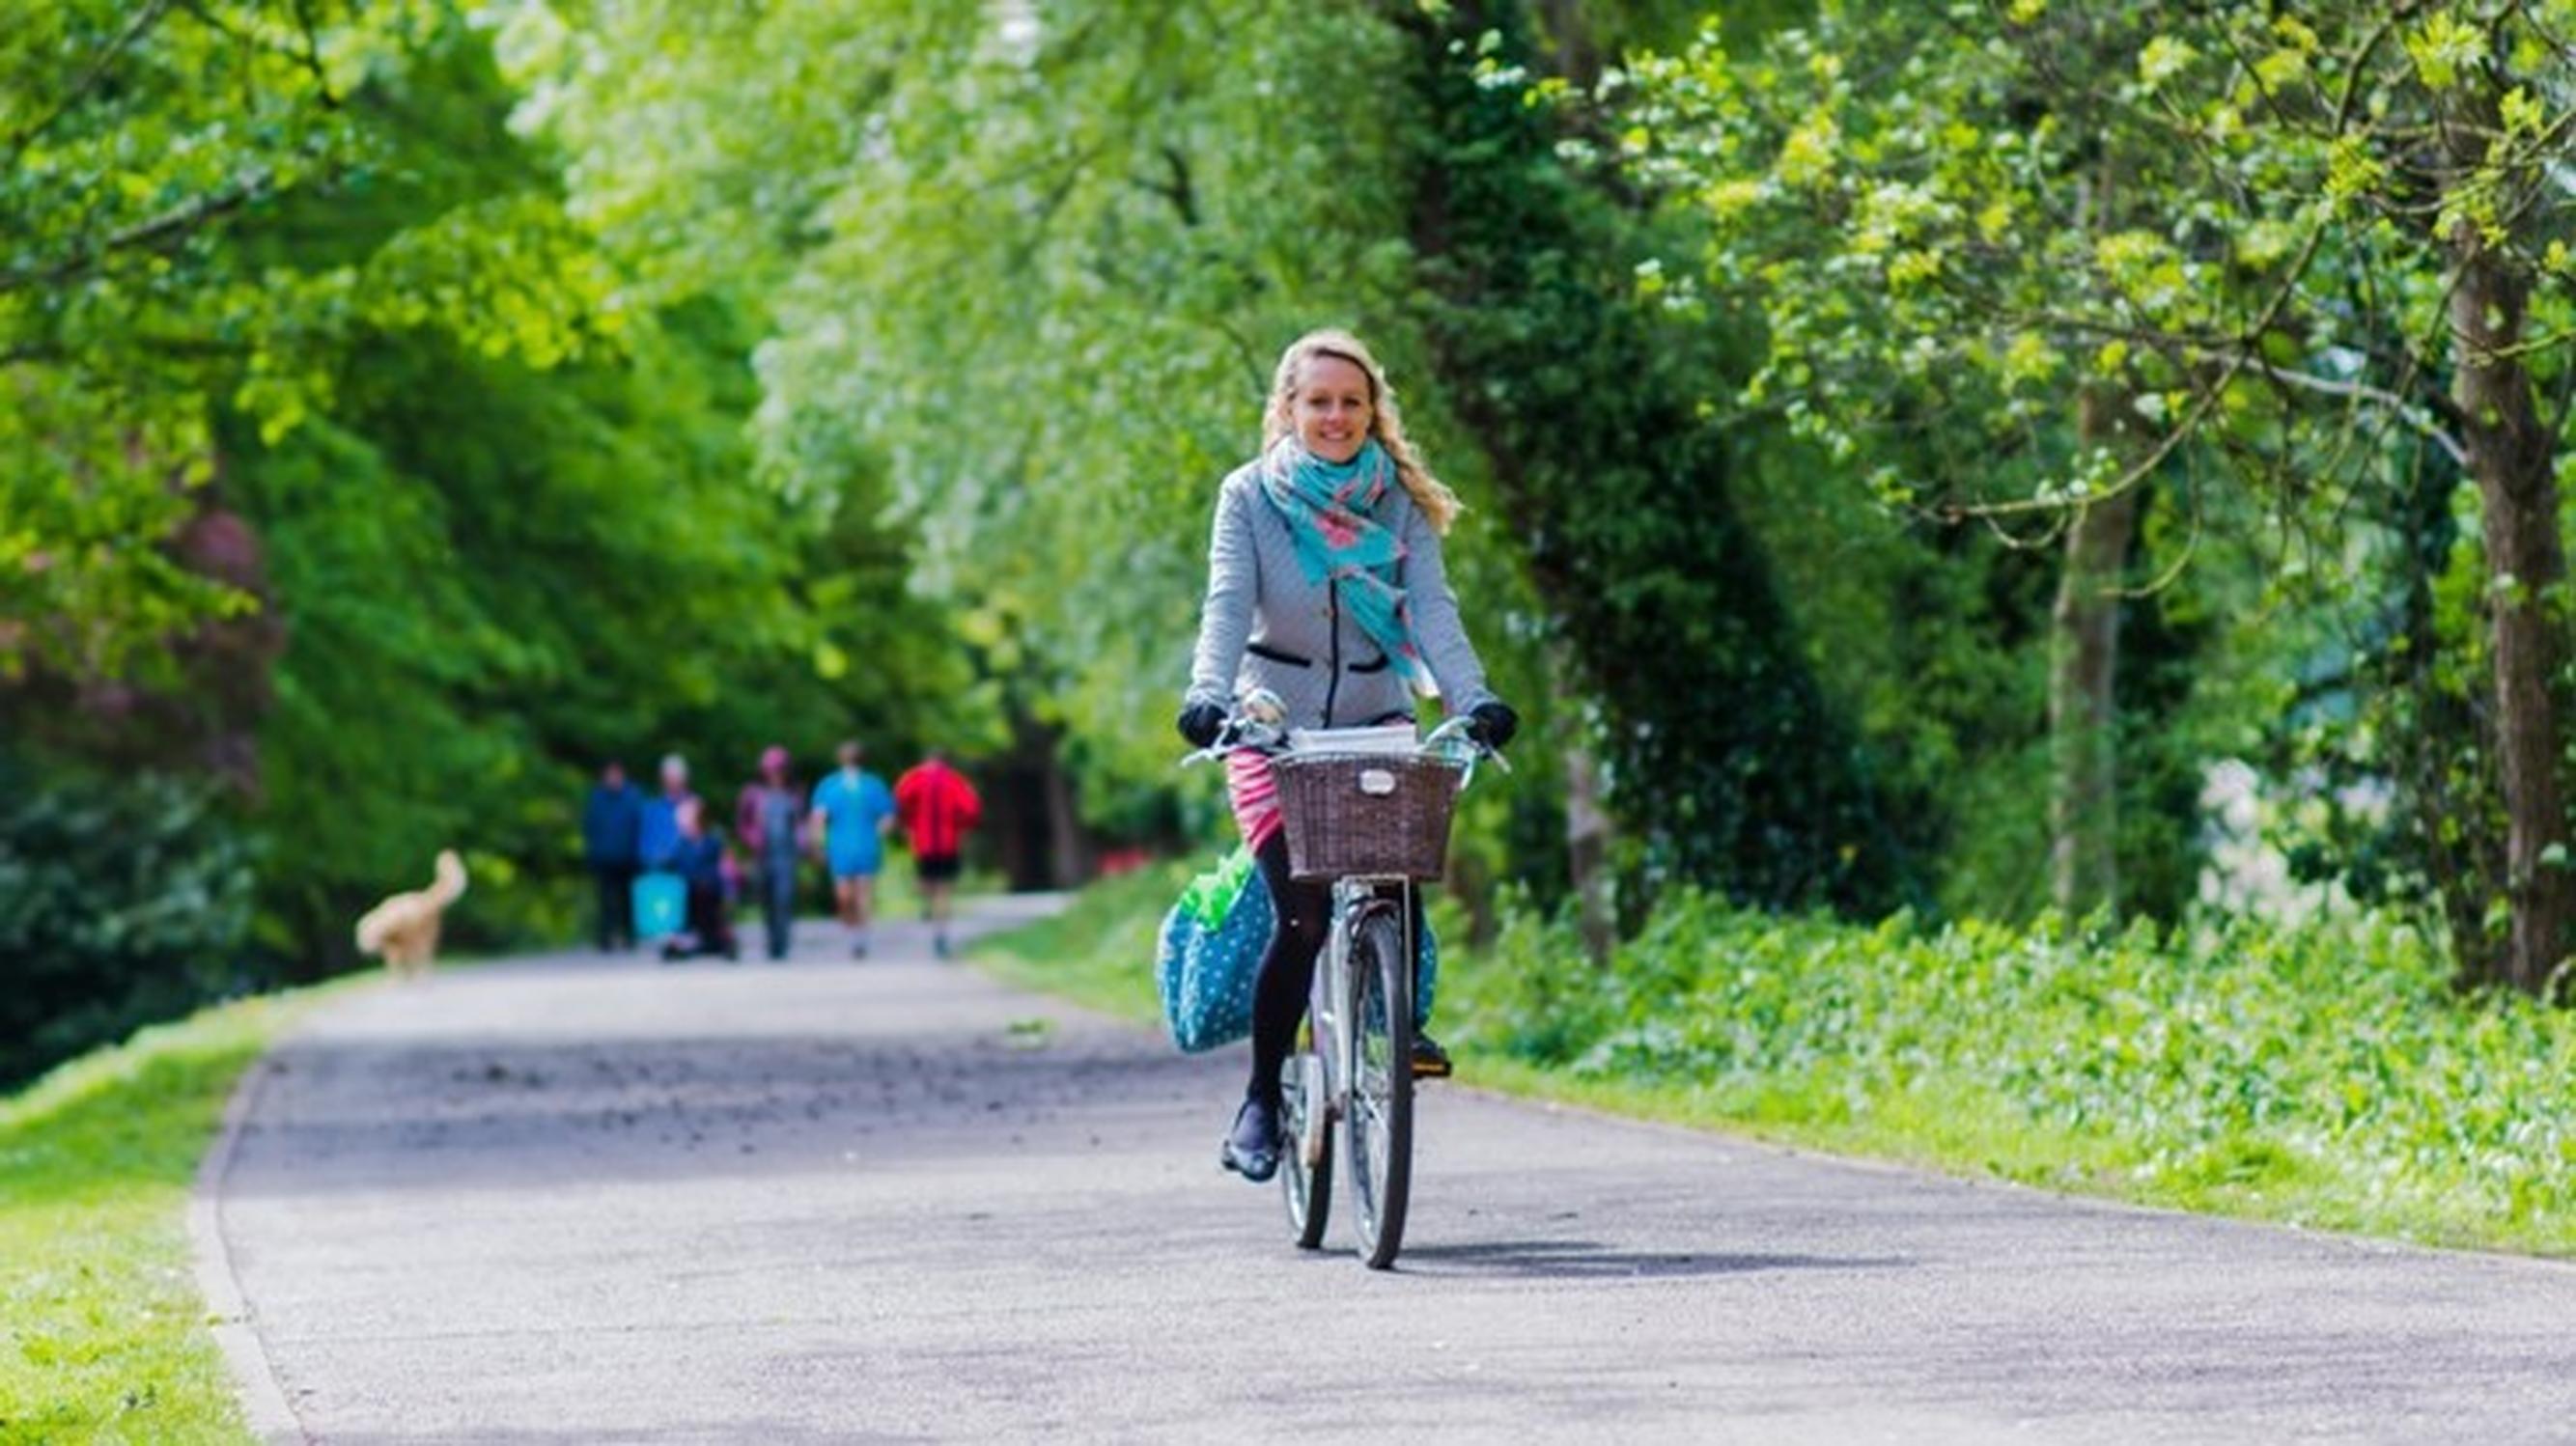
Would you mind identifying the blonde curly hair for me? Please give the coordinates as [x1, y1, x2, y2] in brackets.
[1261, 329, 1462, 535]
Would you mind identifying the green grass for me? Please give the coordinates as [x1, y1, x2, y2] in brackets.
[968, 861, 1186, 1027]
[978, 872, 2576, 1258]
[0, 989, 327, 1445]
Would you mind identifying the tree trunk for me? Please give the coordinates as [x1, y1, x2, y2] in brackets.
[1533, 0, 1603, 90]
[1040, 733, 1090, 888]
[2450, 238, 2573, 994]
[2048, 391, 2135, 919]
[1565, 734, 1615, 964]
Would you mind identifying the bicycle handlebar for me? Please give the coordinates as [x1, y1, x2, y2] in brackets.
[1179, 710, 1510, 785]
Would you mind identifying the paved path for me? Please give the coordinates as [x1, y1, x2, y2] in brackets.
[205, 900, 2576, 1444]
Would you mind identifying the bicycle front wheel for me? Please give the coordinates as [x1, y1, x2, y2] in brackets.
[1343, 908, 1414, 1270]
[1280, 1049, 1331, 1249]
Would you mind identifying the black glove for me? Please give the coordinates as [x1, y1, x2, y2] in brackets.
[1176, 702, 1227, 748]
[1467, 700, 1520, 753]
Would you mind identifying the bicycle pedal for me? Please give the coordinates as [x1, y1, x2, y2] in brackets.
[1411, 1056, 1453, 1080]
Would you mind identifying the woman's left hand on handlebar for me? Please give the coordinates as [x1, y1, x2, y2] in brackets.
[1467, 700, 1519, 752]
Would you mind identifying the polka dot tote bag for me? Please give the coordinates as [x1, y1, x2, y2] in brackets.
[1154, 848, 1440, 1054]
[1158, 848, 1274, 1053]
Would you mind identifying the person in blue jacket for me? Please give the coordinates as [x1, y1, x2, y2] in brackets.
[580, 760, 644, 951]
[660, 796, 738, 962]
[809, 739, 897, 958]
[637, 753, 696, 872]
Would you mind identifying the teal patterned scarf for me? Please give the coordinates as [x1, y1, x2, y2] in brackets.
[1258, 436, 1437, 697]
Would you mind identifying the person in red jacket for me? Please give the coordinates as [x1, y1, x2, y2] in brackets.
[893, 749, 982, 958]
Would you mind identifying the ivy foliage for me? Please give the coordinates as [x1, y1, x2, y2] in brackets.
[1395, 5, 1917, 913]
[1452, 889, 2576, 1249]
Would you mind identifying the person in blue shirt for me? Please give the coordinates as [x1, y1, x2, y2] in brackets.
[580, 760, 644, 951]
[637, 753, 695, 872]
[809, 739, 897, 958]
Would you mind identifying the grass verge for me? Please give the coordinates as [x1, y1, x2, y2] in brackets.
[976, 873, 2576, 1259]
[0, 988, 330, 1444]
[968, 862, 1185, 1028]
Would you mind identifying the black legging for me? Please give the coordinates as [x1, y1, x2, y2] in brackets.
[1247, 831, 1330, 1110]
[1245, 832, 1425, 1109]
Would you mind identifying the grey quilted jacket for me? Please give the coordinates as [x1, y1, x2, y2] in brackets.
[1184, 461, 1497, 730]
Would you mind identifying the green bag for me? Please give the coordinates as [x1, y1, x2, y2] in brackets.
[1176, 844, 1259, 930]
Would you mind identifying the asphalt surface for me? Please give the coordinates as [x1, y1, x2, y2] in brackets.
[204, 898, 2576, 1444]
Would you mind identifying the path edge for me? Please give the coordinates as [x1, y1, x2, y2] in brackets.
[186, 1037, 306, 1446]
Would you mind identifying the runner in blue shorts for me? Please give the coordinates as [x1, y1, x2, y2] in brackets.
[809, 739, 897, 958]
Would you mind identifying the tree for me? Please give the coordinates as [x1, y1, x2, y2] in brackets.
[498, 1, 1567, 838]
[1619, 2, 2576, 987]
[4, 3, 624, 682]
[1390, 3, 1918, 912]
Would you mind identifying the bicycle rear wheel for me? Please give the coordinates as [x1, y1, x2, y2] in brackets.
[1279, 1050, 1331, 1249]
[1343, 908, 1413, 1269]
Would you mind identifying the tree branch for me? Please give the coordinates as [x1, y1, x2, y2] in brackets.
[0, 172, 273, 292]
[7, 0, 179, 161]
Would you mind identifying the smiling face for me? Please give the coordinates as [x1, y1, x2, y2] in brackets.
[1289, 352, 1374, 463]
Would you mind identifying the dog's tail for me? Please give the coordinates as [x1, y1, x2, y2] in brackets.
[429, 848, 468, 907]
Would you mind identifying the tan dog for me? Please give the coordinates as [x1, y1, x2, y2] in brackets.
[354, 849, 468, 979]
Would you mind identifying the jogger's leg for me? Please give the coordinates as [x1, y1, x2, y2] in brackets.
[926, 879, 953, 956]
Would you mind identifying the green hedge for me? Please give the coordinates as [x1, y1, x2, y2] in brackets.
[0, 761, 256, 1089]
[1446, 894, 2576, 1252]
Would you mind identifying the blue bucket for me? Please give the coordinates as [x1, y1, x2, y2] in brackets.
[632, 871, 686, 939]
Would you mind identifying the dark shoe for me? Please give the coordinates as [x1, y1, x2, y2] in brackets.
[1411, 1033, 1453, 1079]
[1219, 1098, 1280, 1182]
[933, 933, 951, 959]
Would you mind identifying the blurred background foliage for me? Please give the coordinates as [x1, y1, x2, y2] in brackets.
[12, 0, 2576, 1082]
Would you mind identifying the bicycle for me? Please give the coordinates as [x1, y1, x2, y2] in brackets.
[1187, 703, 1502, 1269]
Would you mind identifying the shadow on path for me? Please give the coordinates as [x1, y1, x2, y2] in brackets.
[1394, 1237, 1913, 1281]
[227, 1025, 1217, 1199]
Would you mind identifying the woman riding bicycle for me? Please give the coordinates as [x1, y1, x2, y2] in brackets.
[1176, 328, 1519, 1184]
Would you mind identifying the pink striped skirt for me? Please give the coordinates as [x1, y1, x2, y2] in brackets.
[1226, 749, 1284, 852]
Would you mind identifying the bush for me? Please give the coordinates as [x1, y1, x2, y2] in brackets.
[0, 760, 255, 1088]
[1445, 890, 2576, 1251]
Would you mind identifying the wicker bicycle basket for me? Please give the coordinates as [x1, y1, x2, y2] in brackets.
[1272, 752, 1465, 880]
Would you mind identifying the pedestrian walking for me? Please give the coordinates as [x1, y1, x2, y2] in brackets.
[809, 739, 897, 958]
[893, 749, 982, 959]
[735, 745, 808, 961]
[580, 760, 644, 951]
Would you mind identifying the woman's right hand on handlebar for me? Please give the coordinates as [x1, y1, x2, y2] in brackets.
[1176, 701, 1228, 748]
